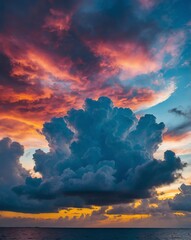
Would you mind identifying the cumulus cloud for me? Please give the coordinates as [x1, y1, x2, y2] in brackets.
[0, 137, 28, 212]
[0, 138, 64, 213]
[169, 184, 191, 212]
[0, 137, 26, 185]
[10, 97, 185, 212]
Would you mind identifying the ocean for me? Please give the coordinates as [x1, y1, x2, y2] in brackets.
[0, 228, 191, 240]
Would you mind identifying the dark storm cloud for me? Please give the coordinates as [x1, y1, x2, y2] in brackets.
[0, 137, 68, 213]
[0, 137, 29, 212]
[169, 184, 191, 212]
[0, 137, 26, 185]
[0, 0, 189, 216]
[10, 97, 185, 211]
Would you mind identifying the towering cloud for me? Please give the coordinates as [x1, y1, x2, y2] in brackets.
[0, 97, 183, 213]
[0, 138, 28, 212]
[0, 137, 65, 213]
[0, 137, 26, 185]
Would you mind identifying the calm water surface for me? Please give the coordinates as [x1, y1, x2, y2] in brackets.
[0, 228, 191, 240]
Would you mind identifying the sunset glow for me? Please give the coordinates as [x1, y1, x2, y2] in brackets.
[0, 0, 191, 228]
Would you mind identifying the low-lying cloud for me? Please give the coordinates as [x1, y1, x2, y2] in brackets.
[169, 184, 191, 212]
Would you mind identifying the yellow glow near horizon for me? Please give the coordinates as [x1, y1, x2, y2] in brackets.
[174, 212, 186, 217]
[101, 213, 151, 227]
[0, 207, 100, 220]
[149, 203, 158, 208]
[156, 184, 181, 200]
[133, 200, 142, 208]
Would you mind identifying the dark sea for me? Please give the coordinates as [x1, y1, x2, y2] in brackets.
[0, 228, 191, 240]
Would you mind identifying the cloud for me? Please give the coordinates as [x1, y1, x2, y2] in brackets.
[0, 137, 29, 212]
[9, 97, 186, 212]
[107, 198, 170, 216]
[169, 184, 191, 212]
[164, 110, 191, 210]
[72, 0, 159, 45]
[165, 107, 191, 139]
[0, 137, 26, 185]
[0, 0, 186, 146]
[0, 137, 63, 213]
[0, 0, 189, 214]
[0, 118, 46, 148]
[168, 107, 188, 118]
[166, 122, 191, 138]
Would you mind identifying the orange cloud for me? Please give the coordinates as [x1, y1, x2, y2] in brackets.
[157, 187, 180, 200]
[0, 21, 178, 153]
[164, 132, 191, 142]
[0, 207, 99, 220]
[0, 84, 175, 151]
[0, 118, 46, 148]
[92, 41, 160, 79]
[100, 213, 151, 227]
[0, 207, 151, 228]
[0, 37, 78, 84]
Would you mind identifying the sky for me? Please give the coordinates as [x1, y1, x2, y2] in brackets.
[0, 0, 191, 228]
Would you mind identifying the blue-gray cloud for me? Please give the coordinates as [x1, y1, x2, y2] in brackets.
[0, 138, 63, 213]
[169, 184, 191, 212]
[167, 106, 191, 137]
[10, 97, 186, 212]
